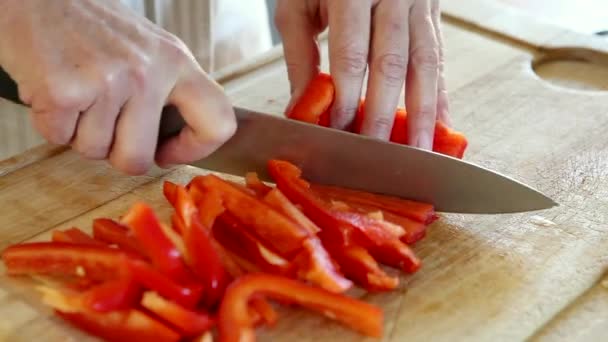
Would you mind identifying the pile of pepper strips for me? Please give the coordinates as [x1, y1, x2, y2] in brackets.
[1, 73, 468, 342]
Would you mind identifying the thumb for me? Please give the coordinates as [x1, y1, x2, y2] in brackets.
[155, 71, 236, 167]
[274, 0, 323, 113]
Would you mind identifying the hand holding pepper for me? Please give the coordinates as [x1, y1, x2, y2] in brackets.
[275, 0, 450, 150]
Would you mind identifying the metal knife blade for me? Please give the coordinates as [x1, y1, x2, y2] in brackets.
[165, 106, 557, 214]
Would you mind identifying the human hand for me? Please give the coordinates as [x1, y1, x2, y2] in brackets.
[0, 0, 236, 175]
[274, 0, 449, 150]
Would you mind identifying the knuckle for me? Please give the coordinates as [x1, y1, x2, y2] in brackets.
[374, 53, 407, 87]
[410, 47, 439, 72]
[128, 62, 150, 90]
[334, 44, 368, 76]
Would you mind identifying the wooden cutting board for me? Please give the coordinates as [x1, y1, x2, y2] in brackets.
[0, 0, 607, 340]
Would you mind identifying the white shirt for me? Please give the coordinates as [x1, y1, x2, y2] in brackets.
[121, 0, 273, 72]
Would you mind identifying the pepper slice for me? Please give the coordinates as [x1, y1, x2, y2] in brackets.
[212, 213, 291, 275]
[310, 183, 437, 224]
[92, 218, 146, 256]
[218, 273, 383, 342]
[52, 228, 107, 246]
[80, 276, 141, 312]
[1, 242, 132, 282]
[121, 202, 193, 283]
[329, 244, 399, 291]
[173, 185, 229, 308]
[38, 285, 181, 342]
[245, 172, 273, 197]
[286, 72, 335, 125]
[141, 291, 215, 337]
[190, 175, 310, 257]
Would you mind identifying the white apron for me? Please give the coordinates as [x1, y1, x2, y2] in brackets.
[121, 0, 273, 72]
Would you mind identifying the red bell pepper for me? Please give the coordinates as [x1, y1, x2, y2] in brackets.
[213, 213, 290, 275]
[245, 172, 273, 197]
[57, 309, 181, 342]
[52, 227, 107, 246]
[188, 184, 226, 229]
[163, 180, 179, 207]
[80, 276, 141, 312]
[290, 238, 353, 293]
[141, 291, 215, 337]
[1, 242, 132, 282]
[327, 201, 428, 244]
[267, 160, 399, 291]
[120, 202, 193, 283]
[263, 188, 320, 235]
[286, 72, 335, 125]
[127, 259, 203, 309]
[330, 211, 421, 273]
[190, 175, 310, 257]
[310, 183, 437, 224]
[329, 244, 399, 291]
[39, 284, 181, 342]
[173, 185, 229, 307]
[92, 218, 146, 256]
[218, 273, 384, 342]
[249, 296, 278, 327]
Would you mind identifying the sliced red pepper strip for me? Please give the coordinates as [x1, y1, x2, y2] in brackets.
[1, 242, 132, 282]
[127, 259, 203, 309]
[249, 297, 278, 327]
[245, 172, 273, 197]
[190, 175, 310, 257]
[328, 201, 428, 244]
[330, 244, 399, 291]
[189, 185, 226, 229]
[267, 160, 401, 290]
[218, 273, 383, 342]
[141, 291, 215, 337]
[81, 276, 141, 312]
[163, 180, 179, 207]
[290, 238, 353, 293]
[286, 72, 335, 124]
[121, 202, 193, 283]
[330, 211, 421, 273]
[56, 309, 181, 342]
[41, 285, 181, 342]
[92, 218, 146, 256]
[267, 160, 358, 246]
[212, 213, 290, 275]
[173, 185, 229, 308]
[310, 183, 437, 224]
[52, 228, 107, 246]
[263, 188, 320, 235]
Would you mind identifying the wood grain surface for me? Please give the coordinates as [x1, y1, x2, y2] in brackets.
[1, 0, 607, 341]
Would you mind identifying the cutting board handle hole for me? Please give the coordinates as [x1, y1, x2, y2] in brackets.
[531, 48, 608, 92]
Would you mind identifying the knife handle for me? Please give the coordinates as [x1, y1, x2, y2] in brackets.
[0, 66, 184, 142]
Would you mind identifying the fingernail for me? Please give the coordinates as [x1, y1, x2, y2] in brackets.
[418, 133, 433, 150]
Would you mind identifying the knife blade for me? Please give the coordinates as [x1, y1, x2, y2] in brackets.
[159, 106, 557, 214]
[0, 67, 557, 213]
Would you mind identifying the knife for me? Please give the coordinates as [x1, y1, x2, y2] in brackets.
[0, 67, 556, 214]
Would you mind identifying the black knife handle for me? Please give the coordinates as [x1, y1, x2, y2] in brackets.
[0, 66, 184, 142]
[0, 66, 22, 106]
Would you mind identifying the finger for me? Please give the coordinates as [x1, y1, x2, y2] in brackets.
[274, 0, 322, 113]
[29, 75, 97, 145]
[155, 71, 236, 167]
[109, 87, 165, 175]
[406, 0, 439, 150]
[72, 76, 129, 160]
[360, 0, 410, 139]
[327, 0, 372, 129]
[431, 0, 451, 126]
